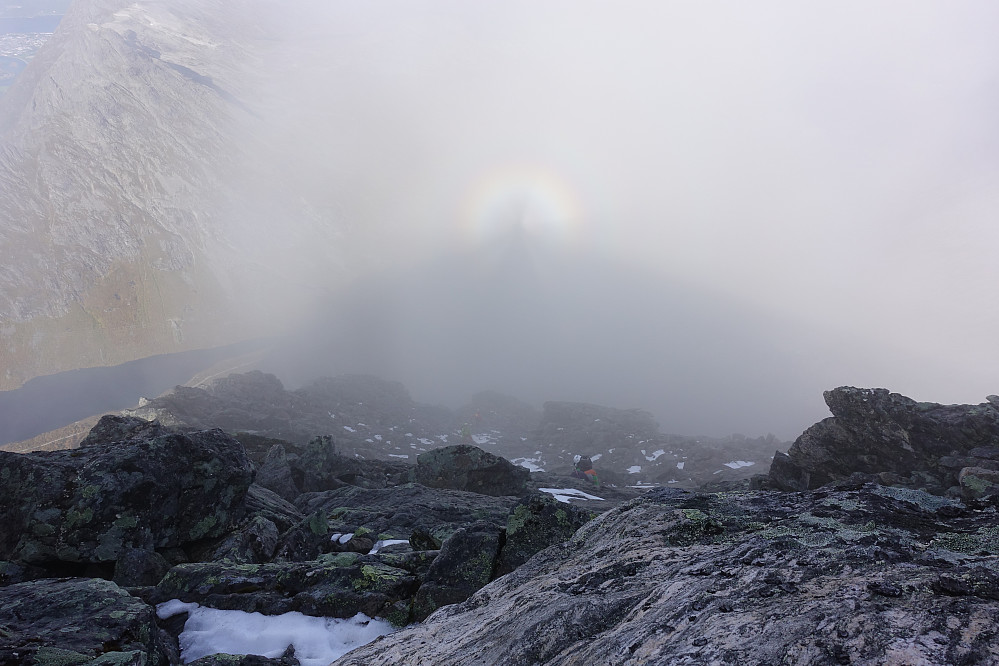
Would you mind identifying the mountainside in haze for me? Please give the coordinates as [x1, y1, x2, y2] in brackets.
[0, 0, 340, 390]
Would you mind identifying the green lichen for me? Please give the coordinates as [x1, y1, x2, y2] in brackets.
[114, 515, 138, 529]
[88, 651, 147, 665]
[189, 515, 218, 540]
[307, 512, 329, 537]
[318, 551, 361, 567]
[874, 485, 961, 511]
[933, 526, 999, 555]
[354, 526, 372, 537]
[962, 474, 990, 496]
[353, 563, 406, 591]
[30, 647, 91, 666]
[81, 485, 100, 499]
[507, 504, 532, 536]
[64, 507, 93, 529]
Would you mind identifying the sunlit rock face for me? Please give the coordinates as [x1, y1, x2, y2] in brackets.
[0, 0, 343, 389]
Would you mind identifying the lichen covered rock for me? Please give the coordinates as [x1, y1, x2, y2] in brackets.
[413, 444, 529, 497]
[0, 415, 254, 565]
[0, 577, 167, 663]
[334, 485, 999, 665]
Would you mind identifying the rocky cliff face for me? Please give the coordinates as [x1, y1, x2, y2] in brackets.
[0, 0, 343, 390]
[766, 387, 999, 498]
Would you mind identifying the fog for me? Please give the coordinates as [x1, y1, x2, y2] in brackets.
[220, 1, 999, 439]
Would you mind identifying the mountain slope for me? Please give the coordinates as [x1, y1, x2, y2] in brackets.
[0, 0, 339, 389]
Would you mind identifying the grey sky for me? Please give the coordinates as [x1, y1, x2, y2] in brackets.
[241, 1, 999, 438]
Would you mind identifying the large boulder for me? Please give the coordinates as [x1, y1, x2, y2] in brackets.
[413, 445, 529, 497]
[0, 415, 254, 565]
[767, 387, 999, 491]
[0, 577, 168, 663]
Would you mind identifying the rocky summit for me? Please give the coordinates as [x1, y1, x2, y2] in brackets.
[1, 385, 998, 665]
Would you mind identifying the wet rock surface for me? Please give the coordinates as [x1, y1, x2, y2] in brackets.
[335, 484, 999, 665]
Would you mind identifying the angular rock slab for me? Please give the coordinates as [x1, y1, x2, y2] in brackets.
[0, 577, 167, 664]
[334, 485, 999, 665]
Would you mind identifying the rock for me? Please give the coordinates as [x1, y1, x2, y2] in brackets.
[153, 556, 422, 621]
[494, 493, 594, 576]
[295, 483, 517, 546]
[767, 387, 999, 491]
[959, 466, 999, 503]
[413, 521, 503, 621]
[0, 415, 254, 566]
[113, 547, 172, 587]
[212, 516, 280, 564]
[409, 528, 441, 551]
[256, 443, 301, 502]
[189, 645, 301, 666]
[334, 484, 999, 665]
[298, 435, 411, 492]
[0, 577, 168, 663]
[413, 444, 529, 497]
[242, 484, 306, 535]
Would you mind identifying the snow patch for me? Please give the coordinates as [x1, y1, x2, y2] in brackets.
[512, 457, 544, 472]
[723, 460, 756, 469]
[627, 465, 641, 474]
[368, 539, 409, 554]
[645, 449, 666, 462]
[157, 601, 394, 666]
[676, 462, 685, 470]
[472, 434, 491, 445]
[540, 487, 604, 503]
[343, 426, 356, 433]
[388, 454, 409, 459]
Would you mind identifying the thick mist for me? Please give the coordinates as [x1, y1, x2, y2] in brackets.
[224, 1, 999, 440]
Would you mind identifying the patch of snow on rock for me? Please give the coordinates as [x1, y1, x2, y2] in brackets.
[645, 449, 666, 462]
[368, 539, 410, 554]
[676, 462, 685, 470]
[724, 460, 756, 469]
[627, 465, 641, 474]
[539, 487, 605, 503]
[159, 601, 395, 666]
[512, 457, 544, 472]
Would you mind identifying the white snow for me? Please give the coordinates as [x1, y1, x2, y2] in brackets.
[368, 539, 409, 554]
[472, 434, 491, 445]
[387, 454, 409, 459]
[436, 434, 448, 442]
[539, 487, 604, 503]
[418, 438, 434, 446]
[645, 449, 666, 462]
[329, 533, 354, 544]
[511, 457, 544, 472]
[157, 601, 395, 666]
[374, 435, 382, 441]
[627, 465, 641, 474]
[590, 454, 602, 462]
[676, 462, 685, 470]
[723, 460, 756, 469]
[342, 426, 356, 433]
